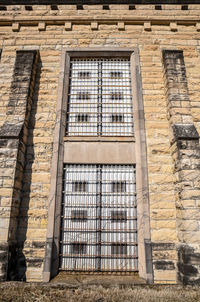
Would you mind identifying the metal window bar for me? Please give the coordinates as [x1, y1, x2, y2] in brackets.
[60, 164, 138, 272]
[66, 58, 134, 136]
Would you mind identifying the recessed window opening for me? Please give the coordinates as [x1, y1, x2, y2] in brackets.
[72, 181, 88, 192]
[181, 5, 188, 10]
[112, 181, 126, 193]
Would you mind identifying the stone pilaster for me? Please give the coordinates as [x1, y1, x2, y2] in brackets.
[0, 50, 38, 280]
[163, 50, 200, 284]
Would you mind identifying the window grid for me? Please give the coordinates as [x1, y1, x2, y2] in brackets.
[60, 164, 138, 272]
[66, 58, 134, 136]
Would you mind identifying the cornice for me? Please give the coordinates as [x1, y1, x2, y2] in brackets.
[0, 15, 200, 23]
[2, 0, 200, 4]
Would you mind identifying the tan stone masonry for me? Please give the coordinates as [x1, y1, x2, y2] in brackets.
[0, 4, 199, 283]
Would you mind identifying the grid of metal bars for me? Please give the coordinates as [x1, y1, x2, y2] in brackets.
[60, 164, 138, 272]
[66, 58, 134, 136]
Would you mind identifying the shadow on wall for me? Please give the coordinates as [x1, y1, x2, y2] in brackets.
[178, 245, 200, 285]
[7, 55, 43, 281]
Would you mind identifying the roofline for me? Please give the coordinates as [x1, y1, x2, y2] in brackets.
[2, 0, 200, 5]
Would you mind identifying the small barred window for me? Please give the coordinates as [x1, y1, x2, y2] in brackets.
[71, 242, 87, 254]
[72, 181, 88, 192]
[110, 71, 123, 79]
[76, 114, 89, 123]
[78, 71, 91, 79]
[112, 181, 126, 193]
[111, 211, 127, 222]
[111, 243, 127, 255]
[111, 114, 124, 123]
[71, 210, 88, 221]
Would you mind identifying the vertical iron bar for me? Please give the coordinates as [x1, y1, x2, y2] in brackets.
[97, 62, 100, 136]
[99, 60, 103, 135]
[96, 165, 102, 270]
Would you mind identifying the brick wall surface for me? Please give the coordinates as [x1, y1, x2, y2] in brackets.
[0, 4, 199, 283]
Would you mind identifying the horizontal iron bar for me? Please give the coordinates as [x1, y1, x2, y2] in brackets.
[61, 229, 137, 231]
[60, 255, 138, 259]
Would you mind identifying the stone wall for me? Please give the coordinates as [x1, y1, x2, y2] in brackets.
[0, 4, 199, 283]
[0, 50, 38, 280]
[163, 50, 200, 284]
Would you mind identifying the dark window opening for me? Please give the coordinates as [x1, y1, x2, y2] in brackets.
[110, 92, 123, 100]
[71, 210, 88, 221]
[77, 92, 90, 100]
[111, 114, 124, 123]
[77, 5, 83, 10]
[111, 243, 127, 255]
[103, 5, 110, 10]
[112, 181, 126, 193]
[129, 5, 136, 10]
[25, 5, 33, 10]
[110, 71, 123, 79]
[51, 5, 58, 10]
[76, 114, 89, 123]
[72, 181, 88, 192]
[71, 242, 87, 254]
[0, 6, 7, 10]
[111, 211, 127, 222]
[155, 5, 162, 10]
[78, 71, 91, 79]
[181, 5, 188, 10]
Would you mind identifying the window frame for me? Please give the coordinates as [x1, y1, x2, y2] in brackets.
[44, 48, 152, 284]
